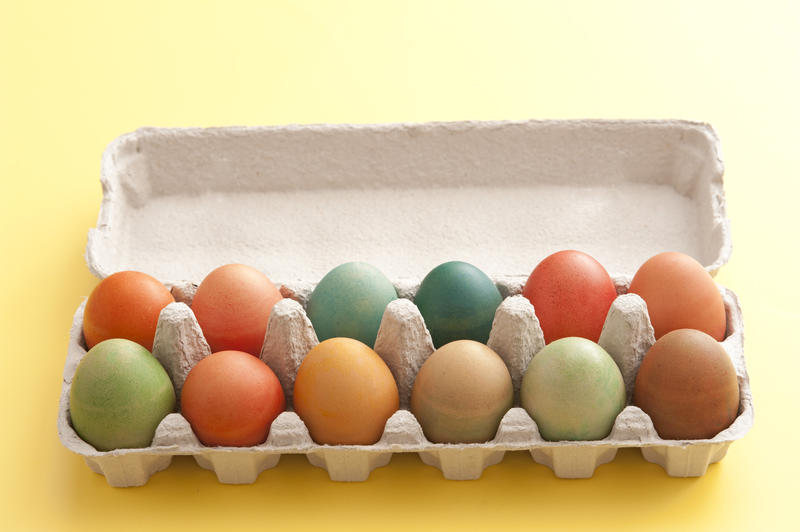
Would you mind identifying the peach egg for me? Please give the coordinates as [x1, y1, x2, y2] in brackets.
[628, 252, 726, 341]
[191, 264, 283, 356]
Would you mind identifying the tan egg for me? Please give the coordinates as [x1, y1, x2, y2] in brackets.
[411, 340, 513, 444]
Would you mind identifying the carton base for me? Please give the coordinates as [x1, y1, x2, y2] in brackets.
[531, 446, 618, 479]
[419, 448, 506, 480]
[194, 451, 282, 484]
[641, 442, 731, 477]
[307, 450, 393, 481]
[85, 454, 172, 488]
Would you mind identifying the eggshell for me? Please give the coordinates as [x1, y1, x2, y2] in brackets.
[411, 340, 513, 444]
[306, 262, 398, 348]
[414, 261, 503, 348]
[634, 329, 739, 440]
[82, 271, 174, 351]
[628, 252, 726, 341]
[69, 339, 175, 451]
[191, 264, 283, 356]
[293, 337, 399, 445]
[521, 337, 625, 441]
[181, 350, 285, 447]
[521, 250, 617, 344]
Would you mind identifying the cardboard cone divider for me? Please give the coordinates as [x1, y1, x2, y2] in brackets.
[57, 121, 753, 486]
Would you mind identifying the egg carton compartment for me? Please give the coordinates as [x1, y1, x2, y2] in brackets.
[59, 120, 752, 486]
[57, 274, 751, 486]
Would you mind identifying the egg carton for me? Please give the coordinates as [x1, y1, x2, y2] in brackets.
[57, 120, 753, 486]
[57, 282, 751, 486]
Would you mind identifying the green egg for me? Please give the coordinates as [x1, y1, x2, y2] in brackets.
[520, 337, 625, 441]
[69, 338, 176, 451]
[307, 262, 398, 348]
[414, 261, 503, 348]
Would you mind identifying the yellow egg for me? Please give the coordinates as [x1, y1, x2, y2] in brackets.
[293, 338, 399, 445]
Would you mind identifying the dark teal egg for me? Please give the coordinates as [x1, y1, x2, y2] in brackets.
[415, 261, 503, 348]
[307, 262, 398, 348]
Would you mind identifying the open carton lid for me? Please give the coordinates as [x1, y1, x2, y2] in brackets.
[86, 119, 729, 287]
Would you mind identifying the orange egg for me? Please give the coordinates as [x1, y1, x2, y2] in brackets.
[191, 264, 283, 356]
[293, 338, 399, 445]
[83, 271, 174, 351]
[628, 252, 726, 341]
[181, 350, 285, 447]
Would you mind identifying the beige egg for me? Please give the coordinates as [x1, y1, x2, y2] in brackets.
[411, 340, 513, 444]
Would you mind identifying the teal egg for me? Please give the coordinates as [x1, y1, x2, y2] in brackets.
[69, 338, 176, 451]
[307, 262, 398, 348]
[414, 261, 503, 348]
[520, 337, 625, 441]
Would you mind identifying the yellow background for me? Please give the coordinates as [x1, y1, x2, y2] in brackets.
[1, 1, 798, 530]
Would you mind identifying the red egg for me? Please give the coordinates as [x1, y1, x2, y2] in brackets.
[83, 271, 174, 351]
[522, 250, 617, 344]
[191, 264, 283, 356]
[628, 252, 726, 341]
[181, 350, 285, 447]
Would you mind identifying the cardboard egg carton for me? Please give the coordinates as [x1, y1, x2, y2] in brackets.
[57, 120, 753, 486]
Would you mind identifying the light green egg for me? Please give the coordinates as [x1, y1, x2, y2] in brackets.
[69, 338, 175, 451]
[521, 337, 625, 441]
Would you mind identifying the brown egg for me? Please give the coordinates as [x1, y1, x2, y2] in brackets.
[411, 340, 513, 444]
[628, 251, 726, 340]
[634, 329, 739, 440]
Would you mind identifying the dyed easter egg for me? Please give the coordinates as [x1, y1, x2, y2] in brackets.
[181, 350, 285, 447]
[83, 271, 174, 351]
[306, 262, 398, 348]
[521, 337, 625, 441]
[293, 337, 399, 445]
[411, 340, 513, 443]
[628, 252, 726, 341]
[521, 250, 617, 344]
[634, 329, 739, 440]
[69, 339, 175, 451]
[191, 264, 283, 356]
[414, 261, 502, 348]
